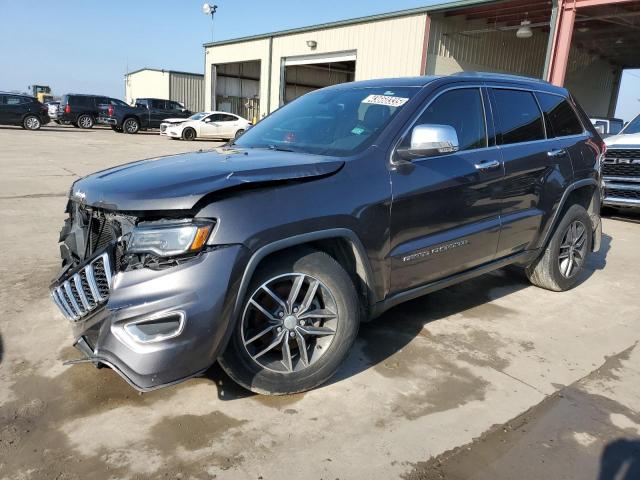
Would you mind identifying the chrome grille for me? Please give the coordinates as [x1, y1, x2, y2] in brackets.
[50, 252, 112, 321]
[603, 149, 640, 177]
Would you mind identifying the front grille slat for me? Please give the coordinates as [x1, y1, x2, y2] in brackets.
[50, 252, 113, 322]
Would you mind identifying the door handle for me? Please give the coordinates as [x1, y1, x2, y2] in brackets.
[474, 160, 501, 170]
[547, 148, 567, 157]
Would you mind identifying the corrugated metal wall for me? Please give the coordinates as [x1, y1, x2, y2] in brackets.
[426, 15, 547, 77]
[565, 46, 615, 117]
[169, 72, 204, 112]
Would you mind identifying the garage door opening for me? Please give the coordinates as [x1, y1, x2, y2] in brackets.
[281, 52, 356, 105]
[213, 60, 260, 122]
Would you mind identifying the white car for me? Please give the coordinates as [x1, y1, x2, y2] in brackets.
[164, 111, 252, 141]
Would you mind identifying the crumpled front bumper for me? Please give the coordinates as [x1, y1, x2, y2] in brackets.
[60, 245, 247, 391]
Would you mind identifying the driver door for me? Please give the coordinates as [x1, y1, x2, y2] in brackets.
[200, 114, 224, 138]
[389, 86, 504, 294]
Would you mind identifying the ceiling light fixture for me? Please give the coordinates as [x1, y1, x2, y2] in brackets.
[516, 19, 533, 39]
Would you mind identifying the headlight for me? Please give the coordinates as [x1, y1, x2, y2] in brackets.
[127, 221, 213, 257]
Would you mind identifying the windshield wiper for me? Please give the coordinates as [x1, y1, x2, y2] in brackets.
[267, 144, 296, 152]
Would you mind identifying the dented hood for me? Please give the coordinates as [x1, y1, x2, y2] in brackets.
[70, 148, 344, 211]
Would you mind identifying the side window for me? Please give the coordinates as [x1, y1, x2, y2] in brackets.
[151, 99, 166, 109]
[492, 89, 545, 145]
[209, 114, 226, 122]
[0, 95, 5, 105]
[137, 99, 148, 107]
[6, 96, 23, 105]
[404, 88, 487, 152]
[535, 92, 583, 137]
[219, 114, 237, 122]
[170, 101, 183, 110]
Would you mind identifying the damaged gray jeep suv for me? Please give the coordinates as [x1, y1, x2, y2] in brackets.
[50, 73, 603, 395]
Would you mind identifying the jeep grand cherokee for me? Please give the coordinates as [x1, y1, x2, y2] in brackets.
[50, 73, 603, 395]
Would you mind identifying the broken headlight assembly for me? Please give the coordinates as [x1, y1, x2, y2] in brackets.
[122, 220, 215, 270]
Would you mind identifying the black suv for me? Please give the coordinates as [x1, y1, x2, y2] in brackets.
[50, 73, 603, 395]
[58, 94, 127, 129]
[0, 92, 50, 130]
[98, 98, 191, 133]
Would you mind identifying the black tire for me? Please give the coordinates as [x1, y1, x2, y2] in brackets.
[111, 125, 123, 133]
[526, 204, 592, 292]
[219, 249, 360, 395]
[234, 129, 245, 139]
[77, 114, 94, 129]
[71, 122, 80, 128]
[23, 115, 41, 130]
[123, 117, 140, 134]
[182, 127, 196, 141]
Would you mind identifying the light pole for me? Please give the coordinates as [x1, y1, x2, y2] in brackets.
[202, 3, 218, 43]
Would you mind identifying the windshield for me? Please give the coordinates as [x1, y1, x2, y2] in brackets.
[621, 114, 640, 135]
[189, 112, 208, 121]
[233, 86, 419, 156]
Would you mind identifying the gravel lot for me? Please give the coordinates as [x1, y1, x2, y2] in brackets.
[0, 124, 638, 479]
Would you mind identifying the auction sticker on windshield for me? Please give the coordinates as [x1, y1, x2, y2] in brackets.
[362, 94, 409, 107]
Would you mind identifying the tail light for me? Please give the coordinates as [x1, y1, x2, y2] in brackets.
[107, 105, 114, 117]
[64, 104, 71, 114]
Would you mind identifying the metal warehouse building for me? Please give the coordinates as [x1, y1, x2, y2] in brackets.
[124, 68, 204, 112]
[203, 0, 640, 120]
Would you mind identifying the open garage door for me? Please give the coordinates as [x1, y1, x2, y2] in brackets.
[281, 51, 356, 104]
[213, 60, 261, 122]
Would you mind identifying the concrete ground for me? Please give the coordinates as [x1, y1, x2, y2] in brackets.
[0, 125, 638, 480]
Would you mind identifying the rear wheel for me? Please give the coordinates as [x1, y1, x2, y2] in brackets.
[23, 115, 41, 130]
[234, 129, 245, 139]
[219, 249, 360, 395]
[123, 117, 140, 134]
[526, 204, 592, 291]
[78, 114, 94, 129]
[182, 128, 196, 141]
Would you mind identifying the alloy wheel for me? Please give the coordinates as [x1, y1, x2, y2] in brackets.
[558, 220, 587, 278]
[241, 273, 338, 374]
[79, 115, 92, 128]
[124, 119, 138, 133]
[25, 116, 40, 130]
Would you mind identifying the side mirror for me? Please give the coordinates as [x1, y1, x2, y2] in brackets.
[594, 124, 605, 134]
[397, 124, 459, 160]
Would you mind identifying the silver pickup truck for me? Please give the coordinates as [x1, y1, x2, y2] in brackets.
[603, 113, 640, 209]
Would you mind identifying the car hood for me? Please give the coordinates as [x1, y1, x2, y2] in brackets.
[161, 118, 188, 124]
[70, 148, 344, 211]
[605, 132, 640, 147]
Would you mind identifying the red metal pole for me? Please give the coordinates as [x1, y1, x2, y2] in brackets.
[420, 15, 432, 76]
[547, 0, 577, 86]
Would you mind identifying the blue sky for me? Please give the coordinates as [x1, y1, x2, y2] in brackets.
[1, 0, 638, 121]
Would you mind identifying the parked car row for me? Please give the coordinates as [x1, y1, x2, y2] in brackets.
[1, 90, 252, 140]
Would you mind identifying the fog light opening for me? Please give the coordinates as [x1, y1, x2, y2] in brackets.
[124, 312, 185, 343]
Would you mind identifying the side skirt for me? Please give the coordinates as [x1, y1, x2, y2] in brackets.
[370, 249, 538, 319]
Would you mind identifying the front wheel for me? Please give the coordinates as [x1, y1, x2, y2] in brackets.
[219, 249, 360, 395]
[23, 115, 41, 130]
[182, 128, 196, 141]
[526, 204, 592, 291]
[123, 118, 140, 134]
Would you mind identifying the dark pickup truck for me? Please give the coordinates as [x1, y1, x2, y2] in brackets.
[98, 98, 192, 133]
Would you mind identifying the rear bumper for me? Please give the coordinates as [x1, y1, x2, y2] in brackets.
[97, 116, 118, 126]
[62, 245, 247, 390]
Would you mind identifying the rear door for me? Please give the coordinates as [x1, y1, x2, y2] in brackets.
[389, 86, 504, 293]
[488, 87, 572, 257]
[217, 113, 240, 138]
[1, 95, 25, 123]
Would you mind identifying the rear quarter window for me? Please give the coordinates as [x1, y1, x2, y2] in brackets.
[535, 92, 583, 137]
[492, 89, 545, 145]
